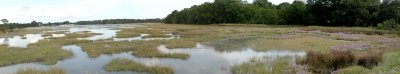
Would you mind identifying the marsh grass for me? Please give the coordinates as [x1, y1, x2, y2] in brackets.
[0, 32, 96, 66]
[141, 34, 171, 38]
[116, 28, 142, 38]
[337, 66, 370, 74]
[131, 47, 189, 59]
[231, 58, 299, 74]
[105, 59, 174, 74]
[163, 38, 198, 49]
[302, 26, 387, 35]
[247, 36, 346, 52]
[355, 50, 383, 68]
[78, 40, 190, 59]
[16, 67, 65, 74]
[41, 32, 53, 37]
[303, 49, 384, 73]
[370, 51, 400, 74]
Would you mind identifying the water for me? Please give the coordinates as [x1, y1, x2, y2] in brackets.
[0, 24, 306, 74]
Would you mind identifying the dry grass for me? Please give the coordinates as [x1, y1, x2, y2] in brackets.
[355, 50, 384, 68]
[302, 26, 387, 35]
[104, 59, 174, 74]
[16, 67, 65, 74]
[131, 47, 189, 59]
[78, 40, 190, 59]
[247, 36, 346, 51]
[303, 49, 385, 73]
[231, 58, 299, 74]
[141, 34, 171, 38]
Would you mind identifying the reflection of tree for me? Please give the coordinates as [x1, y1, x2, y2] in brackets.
[203, 38, 251, 52]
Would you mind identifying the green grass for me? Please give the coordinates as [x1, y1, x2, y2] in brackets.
[337, 66, 370, 74]
[131, 47, 189, 59]
[16, 67, 65, 74]
[0, 32, 95, 66]
[78, 40, 190, 59]
[302, 26, 388, 35]
[141, 34, 171, 38]
[246, 36, 347, 52]
[370, 51, 400, 74]
[231, 58, 299, 74]
[104, 59, 174, 74]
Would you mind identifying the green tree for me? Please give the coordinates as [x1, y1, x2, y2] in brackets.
[253, 0, 274, 8]
[308, 0, 380, 26]
[279, 1, 308, 25]
[380, 0, 400, 24]
[1, 19, 8, 24]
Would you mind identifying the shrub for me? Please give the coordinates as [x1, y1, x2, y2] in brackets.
[377, 19, 399, 30]
[305, 50, 355, 73]
[330, 49, 355, 69]
[304, 49, 384, 73]
[355, 50, 383, 68]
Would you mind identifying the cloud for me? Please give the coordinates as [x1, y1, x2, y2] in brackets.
[0, 0, 296, 23]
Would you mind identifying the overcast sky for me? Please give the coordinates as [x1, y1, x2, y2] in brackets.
[0, 0, 298, 23]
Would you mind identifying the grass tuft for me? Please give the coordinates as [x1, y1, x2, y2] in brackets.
[16, 67, 65, 74]
[105, 59, 174, 74]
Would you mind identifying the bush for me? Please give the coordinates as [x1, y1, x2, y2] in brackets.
[355, 50, 383, 68]
[304, 49, 384, 73]
[377, 19, 399, 30]
[330, 49, 355, 69]
[305, 50, 355, 73]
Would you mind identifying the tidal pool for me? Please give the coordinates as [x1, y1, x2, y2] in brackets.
[0, 24, 306, 74]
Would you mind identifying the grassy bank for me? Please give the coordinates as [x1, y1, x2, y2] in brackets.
[16, 67, 65, 74]
[231, 58, 302, 74]
[104, 59, 174, 74]
[78, 40, 190, 59]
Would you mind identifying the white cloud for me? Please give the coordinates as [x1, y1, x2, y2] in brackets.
[0, 0, 295, 23]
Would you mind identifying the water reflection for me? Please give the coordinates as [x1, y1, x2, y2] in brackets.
[0, 34, 45, 48]
[0, 43, 306, 74]
[0, 24, 307, 74]
[0, 24, 138, 48]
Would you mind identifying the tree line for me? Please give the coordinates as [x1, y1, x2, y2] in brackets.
[164, 0, 400, 27]
[0, 19, 71, 33]
[75, 19, 163, 25]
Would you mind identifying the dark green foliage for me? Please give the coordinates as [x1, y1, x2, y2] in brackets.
[165, 0, 400, 27]
[377, 19, 399, 30]
[380, 0, 400, 24]
[307, 0, 381, 26]
[165, 0, 279, 25]
[0, 21, 43, 33]
[279, 1, 309, 25]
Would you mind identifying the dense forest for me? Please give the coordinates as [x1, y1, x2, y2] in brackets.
[75, 19, 163, 25]
[165, 0, 400, 27]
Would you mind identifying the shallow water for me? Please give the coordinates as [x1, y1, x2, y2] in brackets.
[0, 44, 305, 74]
[0, 34, 45, 48]
[0, 24, 306, 74]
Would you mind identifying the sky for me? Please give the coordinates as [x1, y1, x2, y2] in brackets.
[0, 0, 298, 23]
